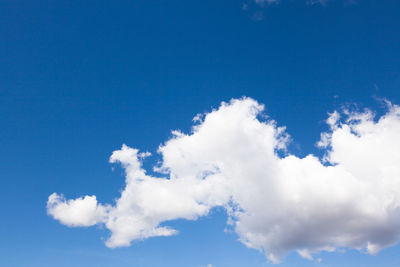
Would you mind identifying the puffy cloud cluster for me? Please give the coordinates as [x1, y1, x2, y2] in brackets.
[47, 97, 400, 263]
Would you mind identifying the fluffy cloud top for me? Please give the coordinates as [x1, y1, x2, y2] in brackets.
[47, 97, 400, 263]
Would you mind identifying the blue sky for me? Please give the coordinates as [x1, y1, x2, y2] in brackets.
[1, 1, 400, 266]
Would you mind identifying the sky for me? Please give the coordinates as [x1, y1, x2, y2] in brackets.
[1, 0, 400, 266]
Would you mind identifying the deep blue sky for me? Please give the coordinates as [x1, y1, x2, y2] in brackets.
[1, 1, 400, 266]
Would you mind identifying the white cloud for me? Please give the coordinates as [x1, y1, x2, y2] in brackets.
[47, 193, 109, 227]
[47, 97, 400, 263]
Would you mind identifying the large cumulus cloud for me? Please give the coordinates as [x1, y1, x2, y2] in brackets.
[47, 97, 400, 263]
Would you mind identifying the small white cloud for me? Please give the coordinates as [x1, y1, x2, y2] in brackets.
[47, 193, 109, 227]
